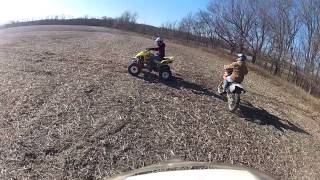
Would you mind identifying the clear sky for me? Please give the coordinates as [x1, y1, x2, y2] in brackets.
[0, 0, 210, 26]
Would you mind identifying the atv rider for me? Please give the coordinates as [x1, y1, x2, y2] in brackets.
[221, 54, 248, 94]
[146, 37, 166, 70]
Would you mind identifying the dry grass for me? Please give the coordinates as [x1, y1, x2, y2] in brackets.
[0, 25, 319, 180]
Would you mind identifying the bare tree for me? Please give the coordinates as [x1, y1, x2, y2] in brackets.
[178, 13, 195, 42]
[207, 2, 237, 53]
[197, 10, 217, 47]
[208, 0, 255, 53]
[190, 14, 208, 45]
[160, 21, 178, 38]
[266, 0, 300, 75]
[316, 61, 320, 80]
[161, 21, 178, 30]
[118, 11, 138, 24]
[299, 0, 320, 74]
[298, 0, 320, 93]
[245, 0, 271, 63]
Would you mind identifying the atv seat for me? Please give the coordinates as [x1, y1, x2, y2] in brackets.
[155, 56, 174, 64]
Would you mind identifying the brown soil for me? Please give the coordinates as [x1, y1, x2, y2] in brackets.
[0, 25, 319, 180]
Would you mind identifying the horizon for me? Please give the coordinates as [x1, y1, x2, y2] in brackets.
[0, 0, 210, 27]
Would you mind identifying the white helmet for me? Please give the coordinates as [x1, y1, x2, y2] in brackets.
[155, 37, 163, 43]
[237, 53, 247, 61]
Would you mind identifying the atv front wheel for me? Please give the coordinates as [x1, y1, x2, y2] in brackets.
[159, 68, 172, 81]
[128, 63, 141, 76]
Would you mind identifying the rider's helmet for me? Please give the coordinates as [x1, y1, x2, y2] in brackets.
[155, 36, 163, 46]
[237, 53, 247, 61]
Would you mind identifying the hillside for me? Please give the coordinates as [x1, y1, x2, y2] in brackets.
[0, 25, 319, 179]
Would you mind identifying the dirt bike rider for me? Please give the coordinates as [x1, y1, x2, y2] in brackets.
[221, 54, 248, 94]
[146, 37, 166, 70]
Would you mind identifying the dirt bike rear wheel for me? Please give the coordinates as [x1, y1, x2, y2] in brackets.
[227, 93, 240, 112]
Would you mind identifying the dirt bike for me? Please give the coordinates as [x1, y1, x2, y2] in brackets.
[217, 67, 245, 112]
[128, 49, 174, 80]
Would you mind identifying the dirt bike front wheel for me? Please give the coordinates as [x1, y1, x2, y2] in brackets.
[217, 81, 224, 94]
[227, 93, 240, 112]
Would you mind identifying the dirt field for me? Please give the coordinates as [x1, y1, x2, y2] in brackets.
[0, 25, 319, 179]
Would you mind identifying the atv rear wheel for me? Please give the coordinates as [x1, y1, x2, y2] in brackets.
[159, 68, 172, 81]
[128, 63, 141, 76]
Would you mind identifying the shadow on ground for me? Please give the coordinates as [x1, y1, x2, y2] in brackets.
[137, 71, 224, 101]
[238, 101, 310, 135]
[136, 71, 309, 135]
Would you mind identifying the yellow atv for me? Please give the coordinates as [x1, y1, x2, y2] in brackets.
[128, 49, 174, 80]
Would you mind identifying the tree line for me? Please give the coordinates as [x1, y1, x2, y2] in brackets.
[163, 0, 320, 97]
[3, 1, 320, 97]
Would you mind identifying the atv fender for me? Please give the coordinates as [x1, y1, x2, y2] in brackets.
[160, 65, 170, 71]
